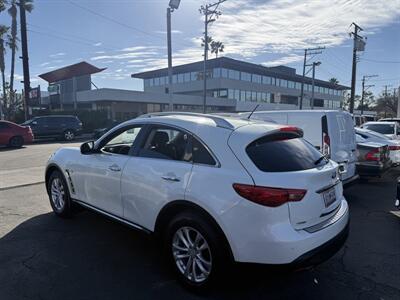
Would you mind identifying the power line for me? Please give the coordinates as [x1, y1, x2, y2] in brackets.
[360, 58, 400, 64]
[65, 0, 193, 48]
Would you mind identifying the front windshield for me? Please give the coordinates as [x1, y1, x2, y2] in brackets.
[21, 119, 34, 125]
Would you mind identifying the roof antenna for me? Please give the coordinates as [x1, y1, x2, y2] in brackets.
[247, 104, 260, 119]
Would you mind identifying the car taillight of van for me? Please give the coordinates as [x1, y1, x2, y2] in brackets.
[365, 148, 381, 161]
[322, 132, 331, 157]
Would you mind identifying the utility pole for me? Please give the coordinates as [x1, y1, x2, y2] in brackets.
[397, 86, 400, 118]
[360, 75, 378, 115]
[310, 61, 321, 109]
[349, 22, 365, 114]
[383, 85, 391, 118]
[167, 0, 181, 112]
[199, 0, 226, 114]
[19, 0, 31, 121]
[299, 46, 324, 109]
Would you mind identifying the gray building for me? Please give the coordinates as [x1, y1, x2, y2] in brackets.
[132, 57, 349, 111]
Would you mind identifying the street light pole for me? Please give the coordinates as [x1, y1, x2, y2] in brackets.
[167, 0, 181, 112]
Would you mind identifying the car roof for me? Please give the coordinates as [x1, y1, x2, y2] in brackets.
[35, 115, 77, 118]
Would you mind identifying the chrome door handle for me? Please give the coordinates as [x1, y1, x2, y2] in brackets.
[161, 176, 180, 182]
[108, 164, 121, 172]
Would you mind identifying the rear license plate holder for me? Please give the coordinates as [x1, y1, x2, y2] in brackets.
[323, 188, 336, 207]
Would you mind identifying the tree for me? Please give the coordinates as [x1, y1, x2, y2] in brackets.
[374, 92, 398, 117]
[329, 78, 339, 85]
[201, 36, 213, 58]
[7, 0, 19, 115]
[356, 91, 375, 111]
[0, 25, 9, 119]
[210, 40, 224, 58]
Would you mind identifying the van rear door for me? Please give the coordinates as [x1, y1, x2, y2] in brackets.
[326, 112, 357, 182]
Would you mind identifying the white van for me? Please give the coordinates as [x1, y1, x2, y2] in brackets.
[241, 110, 358, 186]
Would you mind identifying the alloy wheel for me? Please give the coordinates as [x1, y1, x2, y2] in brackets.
[172, 226, 212, 283]
[64, 131, 74, 141]
[51, 178, 65, 211]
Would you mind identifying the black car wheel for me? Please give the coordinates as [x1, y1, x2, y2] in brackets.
[8, 136, 24, 148]
[63, 130, 75, 141]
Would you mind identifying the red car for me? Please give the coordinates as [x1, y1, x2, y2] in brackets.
[0, 120, 34, 147]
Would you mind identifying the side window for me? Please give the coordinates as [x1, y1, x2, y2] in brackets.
[102, 126, 142, 155]
[192, 138, 216, 166]
[139, 127, 191, 162]
[35, 118, 47, 125]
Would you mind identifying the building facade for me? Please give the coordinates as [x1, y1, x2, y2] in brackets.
[133, 57, 348, 112]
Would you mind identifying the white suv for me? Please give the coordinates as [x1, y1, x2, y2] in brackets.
[45, 113, 349, 289]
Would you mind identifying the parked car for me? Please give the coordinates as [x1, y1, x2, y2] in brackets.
[361, 121, 399, 140]
[22, 115, 82, 141]
[355, 127, 400, 165]
[355, 134, 391, 178]
[0, 120, 34, 147]
[45, 112, 349, 290]
[240, 110, 358, 186]
[379, 117, 400, 127]
[353, 115, 366, 127]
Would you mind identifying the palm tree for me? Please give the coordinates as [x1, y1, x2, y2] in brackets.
[7, 0, 19, 109]
[210, 40, 224, 58]
[0, 25, 9, 118]
[329, 78, 339, 85]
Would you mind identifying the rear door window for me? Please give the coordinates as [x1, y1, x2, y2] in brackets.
[192, 138, 216, 166]
[246, 134, 327, 172]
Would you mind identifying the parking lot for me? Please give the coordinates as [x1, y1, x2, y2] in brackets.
[0, 142, 399, 300]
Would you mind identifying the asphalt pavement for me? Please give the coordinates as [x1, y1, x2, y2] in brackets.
[0, 143, 399, 299]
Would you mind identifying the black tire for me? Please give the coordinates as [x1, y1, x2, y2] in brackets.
[8, 136, 24, 148]
[164, 210, 229, 291]
[63, 130, 75, 141]
[47, 170, 72, 218]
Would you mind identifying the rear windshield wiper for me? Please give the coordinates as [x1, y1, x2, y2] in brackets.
[314, 155, 327, 165]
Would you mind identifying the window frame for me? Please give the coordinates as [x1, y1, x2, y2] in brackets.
[95, 124, 146, 157]
[136, 123, 220, 167]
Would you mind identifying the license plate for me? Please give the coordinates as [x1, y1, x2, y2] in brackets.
[323, 188, 336, 207]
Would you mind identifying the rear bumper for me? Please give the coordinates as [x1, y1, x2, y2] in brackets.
[356, 162, 390, 177]
[342, 174, 359, 187]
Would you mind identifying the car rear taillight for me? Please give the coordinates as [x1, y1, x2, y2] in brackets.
[232, 183, 306, 207]
[389, 145, 400, 151]
[322, 132, 331, 157]
[279, 126, 303, 136]
[365, 148, 381, 161]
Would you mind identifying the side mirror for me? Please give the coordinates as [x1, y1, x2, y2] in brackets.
[80, 141, 95, 155]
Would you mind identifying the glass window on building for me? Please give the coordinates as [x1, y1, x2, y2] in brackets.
[228, 89, 234, 99]
[262, 76, 271, 85]
[144, 79, 150, 88]
[213, 68, 221, 78]
[251, 91, 257, 102]
[256, 92, 262, 102]
[241, 72, 252, 82]
[261, 92, 267, 102]
[241, 90, 246, 102]
[191, 72, 198, 81]
[173, 74, 178, 84]
[245, 91, 252, 101]
[228, 69, 240, 80]
[184, 73, 190, 82]
[324, 99, 329, 108]
[178, 73, 185, 83]
[288, 81, 295, 89]
[275, 78, 280, 87]
[313, 99, 324, 107]
[221, 68, 228, 78]
[220, 89, 228, 98]
[252, 74, 262, 84]
[270, 93, 275, 103]
[234, 89, 240, 101]
[154, 77, 160, 86]
[280, 79, 288, 88]
[295, 82, 301, 90]
[271, 77, 276, 85]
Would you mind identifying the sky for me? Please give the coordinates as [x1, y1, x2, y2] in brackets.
[0, 0, 399, 97]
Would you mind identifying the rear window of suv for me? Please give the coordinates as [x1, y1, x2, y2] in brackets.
[363, 124, 395, 135]
[246, 134, 327, 172]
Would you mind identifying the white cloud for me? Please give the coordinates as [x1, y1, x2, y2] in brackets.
[49, 52, 66, 58]
[154, 30, 183, 35]
[93, 42, 102, 47]
[210, 0, 400, 58]
[262, 54, 303, 67]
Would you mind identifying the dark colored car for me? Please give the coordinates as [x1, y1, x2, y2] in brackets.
[355, 139, 391, 178]
[22, 115, 82, 141]
[0, 120, 34, 147]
